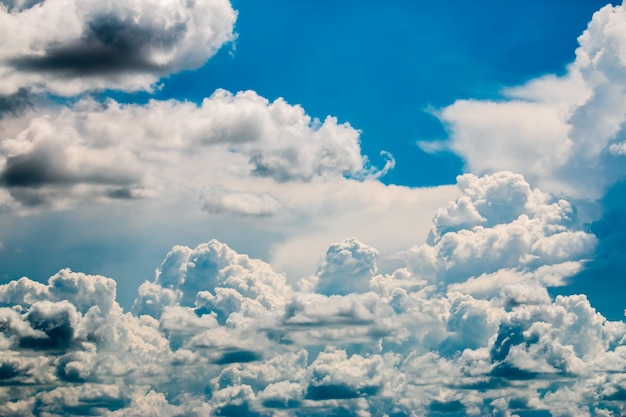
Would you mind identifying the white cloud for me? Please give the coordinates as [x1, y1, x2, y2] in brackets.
[200, 186, 282, 217]
[0, 0, 237, 95]
[437, 3, 626, 200]
[0, 90, 371, 211]
[0, 86, 459, 292]
[408, 171, 597, 284]
[311, 237, 379, 296]
[609, 141, 626, 155]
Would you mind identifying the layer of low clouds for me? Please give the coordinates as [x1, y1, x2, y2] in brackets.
[1, 172, 623, 416]
[0, 0, 237, 95]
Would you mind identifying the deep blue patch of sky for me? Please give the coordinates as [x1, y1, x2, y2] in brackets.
[107, 0, 611, 187]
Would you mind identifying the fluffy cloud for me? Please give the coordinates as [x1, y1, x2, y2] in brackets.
[1, 172, 623, 416]
[436, 3, 626, 200]
[310, 237, 379, 295]
[0, 0, 237, 95]
[432, 0, 626, 326]
[408, 171, 597, 285]
[0, 90, 369, 211]
[0, 86, 456, 290]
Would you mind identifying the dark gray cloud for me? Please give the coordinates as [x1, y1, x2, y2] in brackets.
[18, 302, 77, 350]
[0, 88, 31, 119]
[0, 362, 19, 380]
[0, 0, 237, 95]
[1, 148, 133, 188]
[0, 144, 139, 206]
[1, 148, 68, 188]
[304, 384, 379, 401]
[214, 350, 262, 365]
[429, 400, 465, 414]
[10, 15, 185, 77]
[106, 188, 136, 200]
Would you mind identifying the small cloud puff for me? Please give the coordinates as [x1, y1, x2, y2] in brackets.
[201, 186, 282, 217]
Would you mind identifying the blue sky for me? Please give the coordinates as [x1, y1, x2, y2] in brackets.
[0, 1, 625, 416]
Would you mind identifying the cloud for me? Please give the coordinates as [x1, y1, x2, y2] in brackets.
[1, 171, 623, 416]
[430, 1, 626, 322]
[311, 237, 379, 296]
[408, 171, 597, 285]
[133, 239, 292, 324]
[0, 88, 30, 119]
[200, 186, 282, 217]
[564, 179, 626, 320]
[0, 0, 237, 95]
[436, 3, 626, 200]
[0, 90, 373, 211]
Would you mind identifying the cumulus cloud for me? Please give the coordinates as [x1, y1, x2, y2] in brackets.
[309, 237, 379, 295]
[431, 1, 626, 326]
[408, 171, 596, 285]
[1, 172, 623, 416]
[436, 2, 626, 200]
[0, 0, 237, 95]
[0, 88, 30, 119]
[0, 90, 373, 211]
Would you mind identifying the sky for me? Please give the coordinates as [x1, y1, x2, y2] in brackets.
[0, 1, 626, 416]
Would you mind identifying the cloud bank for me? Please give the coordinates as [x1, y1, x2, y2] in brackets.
[1, 172, 624, 417]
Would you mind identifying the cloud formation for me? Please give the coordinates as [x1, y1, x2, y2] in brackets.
[0, 0, 237, 95]
[436, 3, 626, 200]
[1, 172, 623, 416]
[0, 90, 372, 211]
